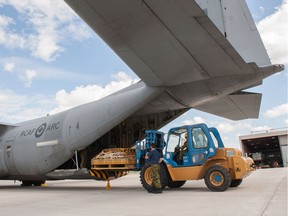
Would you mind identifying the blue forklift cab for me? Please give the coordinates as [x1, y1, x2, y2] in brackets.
[136, 123, 224, 169]
[164, 124, 219, 167]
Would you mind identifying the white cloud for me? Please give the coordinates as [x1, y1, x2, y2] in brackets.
[0, 15, 26, 49]
[21, 69, 37, 87]
[0, 56, 104, 87]
[216, 123, 235, 133]
[29, 32, 63, 62]
[0, 89, 53, 123]
[264, 103, 288, 118]
[257, 0, 288, 64]
[249, 125, 276, 134]
[0, 0, 92, 62]
[3, 62, 15, 72]
[182, 116, 206, 125]
[50, 72, 138, 114]
[213, 121, 252, 135]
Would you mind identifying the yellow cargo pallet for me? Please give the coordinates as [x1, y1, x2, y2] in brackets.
[91, 148, 136, 170]
[91, 164, 136, 170]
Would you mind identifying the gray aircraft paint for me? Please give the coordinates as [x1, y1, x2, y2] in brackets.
[0, 83, 162, 177]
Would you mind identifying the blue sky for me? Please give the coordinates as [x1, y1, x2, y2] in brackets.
[0, 0, 287, 149]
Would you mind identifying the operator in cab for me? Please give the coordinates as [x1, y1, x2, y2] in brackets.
[177, 133, 188, 163]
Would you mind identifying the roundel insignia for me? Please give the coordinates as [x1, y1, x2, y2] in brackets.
[35, 123, 47, 138]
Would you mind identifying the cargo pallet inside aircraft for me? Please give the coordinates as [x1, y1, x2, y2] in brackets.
[91, 148, 137, 170]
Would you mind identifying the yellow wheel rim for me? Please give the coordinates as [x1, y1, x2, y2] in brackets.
[144, 167, 153, 185]
[210, 171, 224, 186]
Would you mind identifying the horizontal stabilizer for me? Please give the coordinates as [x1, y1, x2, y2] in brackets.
[193, 92, 262, 120]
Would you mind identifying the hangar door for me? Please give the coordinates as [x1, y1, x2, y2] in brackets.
[242, 135, 283, 168]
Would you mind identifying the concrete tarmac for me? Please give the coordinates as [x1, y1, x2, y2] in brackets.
[0, 168, 287, 216]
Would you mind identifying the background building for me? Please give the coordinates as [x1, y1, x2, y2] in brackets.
[239, 129, 287, 168]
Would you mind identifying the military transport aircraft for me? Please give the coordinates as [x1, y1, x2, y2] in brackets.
[0, 0, 284, 186]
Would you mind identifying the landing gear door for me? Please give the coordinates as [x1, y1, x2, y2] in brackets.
[190, 127, 216, 165]
[4, 141, 19, 175]
[0, 140, 8, 176]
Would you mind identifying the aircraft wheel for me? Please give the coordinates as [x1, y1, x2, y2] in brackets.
[204, 165, 231, 192]
[140, 163, 168, 191]
[167, 180, 186, 188]
[230, 179, 242, 187]
[21, 181, 45, 186]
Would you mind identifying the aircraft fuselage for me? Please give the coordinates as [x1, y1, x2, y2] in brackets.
[0, 83, 162, 180]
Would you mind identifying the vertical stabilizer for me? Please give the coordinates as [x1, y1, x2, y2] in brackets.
[195, 0, 271, 66]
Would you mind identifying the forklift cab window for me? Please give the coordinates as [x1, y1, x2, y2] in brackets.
[166, 133, 180, 152]
[166, 130, 188, 165]
[209, 131, 219, 148]
[192, 128, 208, 149]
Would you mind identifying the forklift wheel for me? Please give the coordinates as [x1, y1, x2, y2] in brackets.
[140, 163, 168, 191]
[230, 179, 243, 187]
[33, 181, 46, 186]
[204, 165, 231, 192]
[21, 181, 33, 187]
[167, 180, 186, 188]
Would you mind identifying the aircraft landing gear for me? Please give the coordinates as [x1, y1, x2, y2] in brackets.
[21, 181, 46, 186]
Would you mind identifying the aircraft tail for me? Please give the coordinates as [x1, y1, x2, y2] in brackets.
[195, 0, 271, 67]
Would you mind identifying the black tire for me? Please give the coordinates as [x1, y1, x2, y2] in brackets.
[230, 179, 243, 187]
[204, 165, 231, 192]
[21, 180, 45, 186]
[167, 180, 186, 188]
[33, 181, 45, 186]
[21, 181, 33, 186]
[140, 162, 169, 191]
